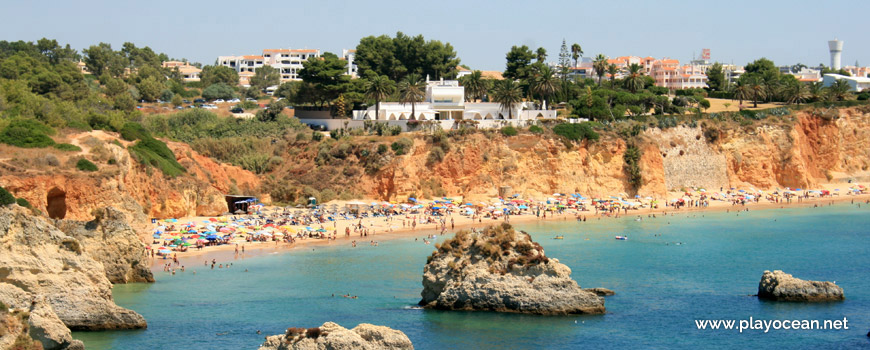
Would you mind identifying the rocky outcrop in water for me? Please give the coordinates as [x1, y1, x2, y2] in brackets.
[0, 205, 147, 336]
[757, 270, 844, 302]
[53, 207, 154, 283]
[257, 322, 413, 350]
[419, 223, 605, 315]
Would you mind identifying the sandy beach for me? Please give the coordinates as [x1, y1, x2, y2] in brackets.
[147, 184, 870, 271]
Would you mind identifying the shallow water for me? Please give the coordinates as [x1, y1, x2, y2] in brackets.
[75, 204, 870, 349]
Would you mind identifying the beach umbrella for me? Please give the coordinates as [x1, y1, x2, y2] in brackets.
[206, 234, 219, 240]
[164, 218, 178, 223]
[158, 249, 172, 255]
[738, 190, 745, 193]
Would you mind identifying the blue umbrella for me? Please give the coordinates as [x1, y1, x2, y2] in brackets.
[738, 190, 745, 193]
[205, 234, 219, 240]
[409, 198, 417, 202]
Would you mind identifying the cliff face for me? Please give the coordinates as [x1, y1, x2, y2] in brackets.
[362, 107, 870, 200]
[0, 131, 262, 225]
[53, 207, 154, 284]
[419, 224, 605, 315]
[0, 206, 147, 335]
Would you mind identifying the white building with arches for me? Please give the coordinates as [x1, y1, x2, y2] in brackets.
[351, 78, 557, 122]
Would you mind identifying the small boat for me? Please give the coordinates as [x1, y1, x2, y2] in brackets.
[553, 236, 564, 240]
[615, 236, 628, 240]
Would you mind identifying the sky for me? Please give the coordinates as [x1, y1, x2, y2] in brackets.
[3, 0, 868, 70]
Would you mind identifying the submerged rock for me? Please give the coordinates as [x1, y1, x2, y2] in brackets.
[584, 288, 615, 296]
[757, 270, 844, 302]
[419, 223, 605, 315]
[0, 205, 147, 334]
[258, 322, 413, 350]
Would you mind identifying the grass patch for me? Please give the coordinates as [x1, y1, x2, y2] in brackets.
[129, 137, 185, 177]
[53, 143, 82, 152]
[0, 119, 56, 148]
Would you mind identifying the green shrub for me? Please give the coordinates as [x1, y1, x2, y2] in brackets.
[0, 187, 15, 206]
[427, 147, 445, 165]
[553, 122, 599, 142]
[202, 83, 236, 100]
[500, 125, 518, 136]
[0, 119, 56, 148]
[129, 137, 186, 177]
[311, 131, 323, 141]
[75, 158, 98, 172]
[119, 122, 150, 141]
[53, 143, 82, 152]
[15, 197, 31, 208]
[528, 125, 544, 134]
[391, 137, 413, 155]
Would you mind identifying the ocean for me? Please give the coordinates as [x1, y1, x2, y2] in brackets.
[74, 204, 870, 349]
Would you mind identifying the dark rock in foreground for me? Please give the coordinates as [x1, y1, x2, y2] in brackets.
[258, 322, 413, 350]
[758, 270, 844, 302]
[584, 288, 615, 296]
[419, 223, 605, 315]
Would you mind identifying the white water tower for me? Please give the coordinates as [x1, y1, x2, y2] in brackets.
[828, 39, 843, 70]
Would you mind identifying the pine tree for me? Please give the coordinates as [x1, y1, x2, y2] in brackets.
[558, 39, 571, 80]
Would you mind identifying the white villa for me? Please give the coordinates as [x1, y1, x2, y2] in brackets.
[351, 78, 557, 122]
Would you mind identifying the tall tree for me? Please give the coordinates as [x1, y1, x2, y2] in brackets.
[784, 81, 810, 105]
[570, 43, 583, 67]
[705, 62, 725, 91]
[365, 75, 395, 120]
[593, 54, 608, 86]
[398, 73, 425, 119]
[299, 52, 352, 108]
[732, 82, 750, 107]
[531, 65, 559, 109]
[536, 47, 547, 63]
[558, 40, 571, 76]
[623, 63, 645, 93]
[355, 32, 459, 81]
[249, 65, 280, 92]
[200, 65, 239, 87]
[747, 77, 766, 108]
[492, 80, 523, 119]
[83, 43, 126, 77]
[607, 64, 618, 87]
[504, 45, 535, 81]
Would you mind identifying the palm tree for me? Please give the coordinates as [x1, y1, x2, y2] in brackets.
[459, 70, 486, 102]
[571, 43, 583, 67]
[808, 82, 824, 102]
[492, 80, 523, 119]
[748, 78, 766, 108]
[623, 63, 645, 93]
[733, 83, 750, 107]
[607, 64, 618, 88]
[365, 75, 395, 120]
[398, 73, 425, 120]
[531, 65, 559, 109]
[536, 47, 547, 63]
[593, 54, 608, 86]
[785, 82, 810, 105]
[827, 79, 853, 101]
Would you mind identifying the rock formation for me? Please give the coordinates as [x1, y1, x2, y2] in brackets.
[0, 283, 84, 350]
[583, 288, 615, 296]
[257, 322, 413, 350]
[419, 223, 605, 315]
[757, 270, 844, 302]
[0, 205, 147, 338]
[53, 207, 154, 283]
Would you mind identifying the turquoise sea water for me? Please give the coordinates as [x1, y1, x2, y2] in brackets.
[75, 204, 870, 349]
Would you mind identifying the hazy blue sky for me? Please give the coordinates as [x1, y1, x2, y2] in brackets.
[3, 0, 868, 70]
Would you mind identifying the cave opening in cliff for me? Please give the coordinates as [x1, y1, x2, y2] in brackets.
[47, 188, 67, 219]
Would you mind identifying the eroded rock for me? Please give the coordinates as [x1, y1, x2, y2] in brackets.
[258, 322, 413, 350]
[419, 223, 605, 315]
[758, 270, 844, 302]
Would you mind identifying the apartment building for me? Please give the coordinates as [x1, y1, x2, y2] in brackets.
[217, 49, 321, 86]
[162, 61, 201, 82]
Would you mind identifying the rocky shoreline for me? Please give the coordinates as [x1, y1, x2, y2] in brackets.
[258, 322, 413, 350]
[419, 223, 605, 315]
[0, 205, 153, 349]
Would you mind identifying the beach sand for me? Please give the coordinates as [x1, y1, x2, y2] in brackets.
[147, 186, 870, 271]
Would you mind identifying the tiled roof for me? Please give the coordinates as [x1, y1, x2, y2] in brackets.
[480, 71, 504, 80]
[242, 55, 264, 60]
